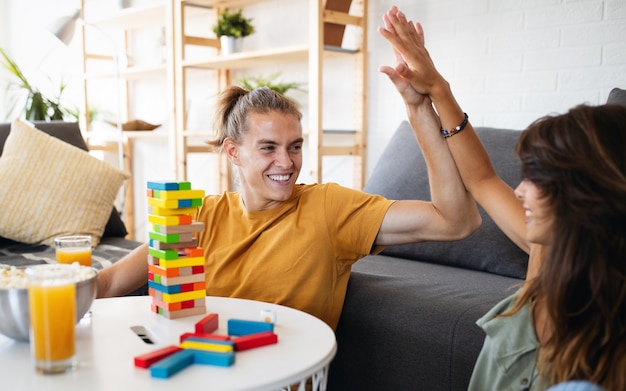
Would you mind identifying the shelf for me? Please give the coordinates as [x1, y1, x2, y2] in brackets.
[182, 44, 309, 70]
[83, 64, 167, 80]
[86, 3, 167, 29]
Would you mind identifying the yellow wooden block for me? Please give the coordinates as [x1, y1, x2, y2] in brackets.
[148, 214, 193, 226]
[162, 289, 206, 303]
[158, 256, 205, 268]
[156, 189, 205, 200]
[179, 341, 234, 353]
[149, 206, 198, 216]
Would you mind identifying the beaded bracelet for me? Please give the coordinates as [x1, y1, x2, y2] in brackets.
[441, 112, 469, 139]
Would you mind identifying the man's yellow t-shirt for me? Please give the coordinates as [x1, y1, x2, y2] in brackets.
[196, 183, 394, 329]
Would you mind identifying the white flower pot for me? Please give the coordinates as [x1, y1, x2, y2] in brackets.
[220, 36, 243, 55]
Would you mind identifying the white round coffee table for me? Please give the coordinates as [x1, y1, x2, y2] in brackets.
[0, 296, 337, 390]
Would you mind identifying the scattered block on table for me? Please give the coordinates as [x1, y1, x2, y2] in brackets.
[180, 338, 234, 353]
[153, 222, 205, 234]
[195, 313, 219, 334]
[134, 345, 183, 369]
[191, 349, 235, 367]
[227, 319, 275, 336]
[150, 349, 195, 378]
[260, 309, 277, 323]
[180, 332, 230, 343]
[232, 331, 278, 351]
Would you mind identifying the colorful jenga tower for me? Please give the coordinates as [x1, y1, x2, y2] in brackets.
[146, 181, 207, 319]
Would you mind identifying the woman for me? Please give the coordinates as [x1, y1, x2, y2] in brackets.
[97, 84, 481, 330]
[378, 6, 626, 390]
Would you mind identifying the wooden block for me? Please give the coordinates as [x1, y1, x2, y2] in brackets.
[179, 281, 206, 293]
[150, 349, 195, 378]
[180, 332, 230, 343]
[148, 280, 181, 294]
[134, 345, 182, 369]
[148, 214, 193, 226]
[148, 206, 199, 217]
[232, 331, 278, 351]
[161, 289, 206, 303]
[152, 303, 207, 319]
[195, 313, 219, 334]
[149, 264, 180, 278]
[227, 319, 274, 336]
[149, 247, 179, 260]
[147, 181, 186, 191]
[146, 189, 154, 198]
[191, 349, 235, 367]
[152, 297, 204, 312]
[149, 231, 193, 244]
[147, 197, 203, 209]
[154, 189, 205, 200]
[153, 221, 205, 234]
[181, 247, 204, 257]
[157, 273, 205, 286]
[180, 338, 234, 353]
[150, 238, 198, 250]
[158, 256, 204, 269]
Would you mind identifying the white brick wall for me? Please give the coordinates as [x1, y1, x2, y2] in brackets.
[367, 0, 626, 177]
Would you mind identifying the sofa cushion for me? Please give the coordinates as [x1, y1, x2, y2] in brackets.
[0, 119, 128, 247]
[607, 87, 626, 105]
[364, 121, 528, 279]
[0, 121, 128, 238]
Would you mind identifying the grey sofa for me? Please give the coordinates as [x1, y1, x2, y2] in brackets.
[328, 88, 626, 390]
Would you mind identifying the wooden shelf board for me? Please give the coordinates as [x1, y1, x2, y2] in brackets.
[182, 44, 309, 70]
[86, 3, 167, 29]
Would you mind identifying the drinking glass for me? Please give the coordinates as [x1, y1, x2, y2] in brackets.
[55, 235, 92, 267]
[26, 264, 77, 374]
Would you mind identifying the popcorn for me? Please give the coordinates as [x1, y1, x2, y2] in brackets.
[0, 263, 96, 289]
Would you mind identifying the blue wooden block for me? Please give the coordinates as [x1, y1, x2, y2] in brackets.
[148, 280, 181, 294]
[190, 349, 235, 367]
[147, 181, 180, 191]
[150, 349, 195, 378]
[227, 319, 274, 336]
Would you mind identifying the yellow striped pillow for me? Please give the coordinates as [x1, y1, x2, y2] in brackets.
[0, 119, 129, 247]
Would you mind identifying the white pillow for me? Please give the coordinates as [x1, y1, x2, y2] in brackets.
[0, 119, 129, 247]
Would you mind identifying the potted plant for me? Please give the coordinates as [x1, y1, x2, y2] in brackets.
[212, 9, 255, 55]
[0, 47, 75, 121]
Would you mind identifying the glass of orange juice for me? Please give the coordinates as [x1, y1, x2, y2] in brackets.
[26, 264, 77, 374]
[55, 235, 92, 267]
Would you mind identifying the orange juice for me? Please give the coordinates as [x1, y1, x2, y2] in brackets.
[56, 248, 92, 267]
[28, 282, 76, 361]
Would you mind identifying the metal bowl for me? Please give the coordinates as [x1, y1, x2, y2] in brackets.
[0, 265, 97, 342]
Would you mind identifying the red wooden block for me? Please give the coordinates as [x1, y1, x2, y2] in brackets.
[180, 332, 231, 343]
[134, 345, 182, 369]
[195, 313, 218, 334]
[191, 265, 205, 274]
[232, 331, 278, 351]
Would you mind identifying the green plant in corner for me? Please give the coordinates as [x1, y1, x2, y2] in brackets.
[0, 47, 74, 121]
[212, 9, 255, 38]
[235, 72, 306, 96]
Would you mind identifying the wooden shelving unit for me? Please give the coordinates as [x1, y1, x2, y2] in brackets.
[77, 0, 368, 236]
[172, 0, 368, 190]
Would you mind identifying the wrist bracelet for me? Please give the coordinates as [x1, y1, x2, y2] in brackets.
[441, 112, 469, 139]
